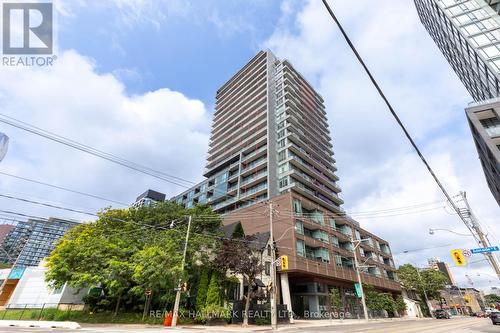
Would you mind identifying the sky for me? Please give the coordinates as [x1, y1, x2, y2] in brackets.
[0, 0, 499, 291]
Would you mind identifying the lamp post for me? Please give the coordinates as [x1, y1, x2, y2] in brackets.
[428, 228, 472, 237]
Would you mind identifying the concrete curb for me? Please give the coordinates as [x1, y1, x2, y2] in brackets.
[0, 320, 81, 329]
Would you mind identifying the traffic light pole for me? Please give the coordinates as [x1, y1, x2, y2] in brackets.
[172, 216, 191, 327]
[459, 192, 500, 280]
[351, 237, 369, 321]
[269, 202, 277, 330]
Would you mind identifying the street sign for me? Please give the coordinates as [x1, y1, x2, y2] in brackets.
[451, 249, 466, 266]
[354, 283, 362, 299]
[280, 255, 289, 270]
[462, 249, 472, 258]
[274, 258, 282, 267]
[470, 246, 499, 254]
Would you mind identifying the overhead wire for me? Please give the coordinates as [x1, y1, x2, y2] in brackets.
[0, 171, 129, 206]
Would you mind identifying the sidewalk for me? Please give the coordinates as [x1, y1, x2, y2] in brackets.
[80, 317, 433, 332]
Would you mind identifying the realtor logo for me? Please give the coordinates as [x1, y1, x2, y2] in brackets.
[2, 2, 53, 54]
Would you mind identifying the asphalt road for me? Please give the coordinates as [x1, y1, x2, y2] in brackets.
[0, 317, 496, 333]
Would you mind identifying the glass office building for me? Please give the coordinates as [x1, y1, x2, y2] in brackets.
[415, 0, 500, 205]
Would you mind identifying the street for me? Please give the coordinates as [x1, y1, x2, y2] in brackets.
[0, 317, 496, 333]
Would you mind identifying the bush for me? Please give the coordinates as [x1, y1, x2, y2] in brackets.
[205, 274, 221, 307]
[201, 304, 230, 321]
[41, 308, 58, 321]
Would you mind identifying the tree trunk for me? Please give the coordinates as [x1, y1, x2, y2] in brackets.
[113, 292, 122, 317]
[243, 289, 252, 326]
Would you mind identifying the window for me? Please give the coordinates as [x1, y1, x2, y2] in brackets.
[293, 199, 302, 215]
[279, 177, 288, 188]
[265, 261, 271, 275]
[295, 220, 304, 235]
[328, 218, 336, 230]
[278, 150, 286, 162]
[335, 255, 342, 267]
[296, 240, 305, 257]
[278, 138, 286, 148]
[278, 163, 289, 174]
[331, 235, 339, 247]
[480, 116, 500, 137]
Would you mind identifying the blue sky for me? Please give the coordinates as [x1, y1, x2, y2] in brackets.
[0, 0, 499, 289]
[57, 0, 285, 102]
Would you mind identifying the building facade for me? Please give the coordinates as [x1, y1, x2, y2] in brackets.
[465, 100, 500, 204]
[172, 50, 343, 214]
[133, 189, 166, 208]
[414, 0, 500, 205]
[170, 50, 401, 318]
[1, 218, 79, 267]
[428, 257, 457, 286]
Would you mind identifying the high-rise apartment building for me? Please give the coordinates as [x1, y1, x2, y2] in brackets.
[1, 218, 79, 267]
[171, 50, 401, 317]
[174, 51, 343, 214]
[428, 257, 456, 285]
[414, 0, 500, 205]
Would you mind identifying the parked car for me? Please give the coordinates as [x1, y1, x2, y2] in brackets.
[435, 309, 451, 319]
[490, 311, 500, 325]
[474, 311, 487, 318]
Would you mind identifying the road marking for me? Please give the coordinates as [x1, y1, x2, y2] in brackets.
[345, 318, 487, 333]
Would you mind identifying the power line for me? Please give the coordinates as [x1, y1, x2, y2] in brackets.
[320, 0, 496, 251]
[0, 114, 270, 216]
[0, 113, 195, 188]
[321, 0, 459, 211]
[0, 171, 128, 206]
[0, 193, 97, 217]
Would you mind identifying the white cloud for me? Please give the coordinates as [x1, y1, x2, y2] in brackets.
[0, 50, 210, 220]
[263, 0, 500, 289]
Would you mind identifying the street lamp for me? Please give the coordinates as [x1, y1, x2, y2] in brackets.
[428, 228, 472, 237]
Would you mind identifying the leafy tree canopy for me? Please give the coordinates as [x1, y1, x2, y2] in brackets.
[45, 202, 222, 312]
[397, 264, 448, 300]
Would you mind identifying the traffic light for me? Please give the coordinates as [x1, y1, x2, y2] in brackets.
[280, 255, 289, 270]
[181, 282, 188, 292]
[451, 249, 466, 266]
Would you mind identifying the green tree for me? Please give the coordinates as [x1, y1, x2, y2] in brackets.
[364, 285, 398, 315]
[394, 295, 407, 315]
[231, 222, 245, 239]
[215, 235, 264, 326]
[45, 202, 222, 315]
[205, 273, 221, 307]
[329, 288, 343, 311]
[196, 269, 210, 311]
[485, 294, 500, 306]
[397, 264, 448, 317]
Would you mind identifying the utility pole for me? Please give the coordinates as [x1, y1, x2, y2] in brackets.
[458, 192, 500, 280]
[351, 236, 368, 321]
[172, 216, 191, 327]
[269, 202, 277, 330]
[416, 268, 433, 318]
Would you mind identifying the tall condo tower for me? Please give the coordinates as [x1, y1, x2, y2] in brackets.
[174, 50, 343, 214]
[171, 50, 401, 317]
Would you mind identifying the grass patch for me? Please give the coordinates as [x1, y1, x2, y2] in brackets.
[0, 308, 178, 325]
